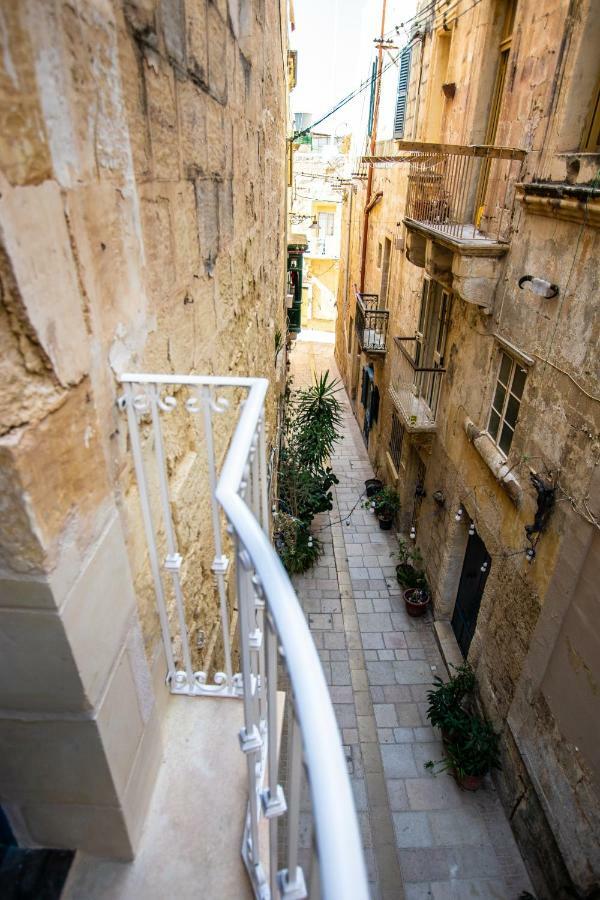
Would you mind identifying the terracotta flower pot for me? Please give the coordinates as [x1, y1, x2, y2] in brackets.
[404, 587, 430, 617]
[455, 771, 484, 792]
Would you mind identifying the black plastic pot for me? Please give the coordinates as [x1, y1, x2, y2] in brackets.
[378, 514, 393, 531]
[365, 478, 383, 498]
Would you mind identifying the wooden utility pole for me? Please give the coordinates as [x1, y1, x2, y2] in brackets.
[359, 0, 387, 293]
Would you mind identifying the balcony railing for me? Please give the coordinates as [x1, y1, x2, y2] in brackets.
[120, 374, 369, 900]
[355, 290, 389, 354]
[388, 337, 445, 431]
[403, 143, 526, 243]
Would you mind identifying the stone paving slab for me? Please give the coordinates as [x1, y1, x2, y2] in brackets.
[289, 338, 534, 900]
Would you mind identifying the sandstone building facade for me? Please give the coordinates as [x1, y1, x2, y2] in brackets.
[0, 0, 288, 860]
[335, 0, 600, 895]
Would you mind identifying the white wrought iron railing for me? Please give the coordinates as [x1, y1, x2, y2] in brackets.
[119, 374, 369, 900]
[388, 337, 445, 431]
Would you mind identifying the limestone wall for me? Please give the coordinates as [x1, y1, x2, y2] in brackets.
[335, 0, 600, 893]
[0, 0, 287, 858]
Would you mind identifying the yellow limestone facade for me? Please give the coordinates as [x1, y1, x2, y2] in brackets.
[336, 0, 600, 896]
[0, 0, 288, 859]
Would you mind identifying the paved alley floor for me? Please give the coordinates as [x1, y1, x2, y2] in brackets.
[289, 336, 534, 900]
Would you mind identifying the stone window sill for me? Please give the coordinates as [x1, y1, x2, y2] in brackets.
[463, 417, 523, 506]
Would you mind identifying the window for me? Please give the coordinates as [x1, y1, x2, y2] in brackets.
[393, 46, 412, 138]
[389, 412, 404, 470]
[487, 351, 526, 455]
[414, 280, 450, 416]
[318, 211, 335, 237]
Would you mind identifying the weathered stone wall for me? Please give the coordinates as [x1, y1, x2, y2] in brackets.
[335, 0, 600, 894]
[0, 0, 287, 858]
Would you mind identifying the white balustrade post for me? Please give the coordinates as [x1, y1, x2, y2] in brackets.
[200, 386, 234, 689]
[148, 385, 195, 691]
[261, 613, 287, 899]
[278, 712, 307, 899]
[123, 383, 176, 680]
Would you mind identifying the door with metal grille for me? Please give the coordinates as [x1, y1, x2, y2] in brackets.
[451, 532, 491, 657]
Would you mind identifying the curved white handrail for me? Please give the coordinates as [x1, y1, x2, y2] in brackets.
[217, 379, 370, 900]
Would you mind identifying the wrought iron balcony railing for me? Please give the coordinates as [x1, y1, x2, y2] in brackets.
[402, 142, 526, 243]
[355, 290, 389, 354]
[120, 374, 369, 900]
[388, 337, 445, 431]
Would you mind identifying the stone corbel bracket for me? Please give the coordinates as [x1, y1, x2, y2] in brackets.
[463, 416, 523, 506]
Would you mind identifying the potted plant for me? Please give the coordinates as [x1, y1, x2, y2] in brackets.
[371, 486, 400, 530]
[426, 663, 475, 742]
[395, 538, 423, 588]
[424, 663, 499, 791]
[404, 581, 430, 617]
[364, 477, 383, 498]
[443, 715, 501, 791]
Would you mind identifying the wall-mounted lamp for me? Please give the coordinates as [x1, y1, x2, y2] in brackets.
[518, 275, 559, 300]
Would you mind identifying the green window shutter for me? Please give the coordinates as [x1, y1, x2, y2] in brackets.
[393, 47, 412, 139]
[367, 60, 377, 137]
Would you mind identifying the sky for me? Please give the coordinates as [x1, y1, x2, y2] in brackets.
[290, 0, 417, 143]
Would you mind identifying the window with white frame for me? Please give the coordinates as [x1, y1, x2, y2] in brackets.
[487, 351, 526, 455]
[318, 211, 335, 237]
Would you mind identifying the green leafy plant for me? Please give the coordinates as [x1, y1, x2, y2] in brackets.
[273, 512, 321, 574]
[369, 486, 400, 520]
[426, 715, 501, 779]
[395, 537, 425, 588]
[426, 663, 475, 733]
[274, 328, 283, 356]
[275, 371, 342, 572]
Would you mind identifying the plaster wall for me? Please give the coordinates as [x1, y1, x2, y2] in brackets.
[0, 0, 287, 858]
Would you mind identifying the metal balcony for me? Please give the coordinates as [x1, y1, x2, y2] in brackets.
[118, 374, 369, 900]
[403, 142, 526, 245]
[388, 337, 445, 432]
[355, 290, 389, 354]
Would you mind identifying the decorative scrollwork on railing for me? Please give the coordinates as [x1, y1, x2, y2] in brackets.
[132, 393, 151, 413]
[185, 394, 202, 414]
[210, 395, 229, 414]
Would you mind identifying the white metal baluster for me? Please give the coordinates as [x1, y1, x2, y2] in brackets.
[258, 415, 270, 535]
[250, 445, 267, 728]
[261, 613, 287, 898]
[123, 383, 176, 680]
[200, 386, 233, 688]
[279, 711, 307, 898]
[236, 538, 263, 887]
[149, 385, 195, 691]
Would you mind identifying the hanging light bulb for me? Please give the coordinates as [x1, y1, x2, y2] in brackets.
[307, 536, 313, 548]
[526, 547, 535, 562]
[409, 526, 416, 540]
[468, 523, 476, 536]
[370, 501, 376, 512]
[480, 560, 488, 573]
[455, 507, 464, 522]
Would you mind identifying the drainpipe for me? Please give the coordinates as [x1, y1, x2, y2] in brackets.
[343, 187, 354, 318]
[359, 0, 387, 293]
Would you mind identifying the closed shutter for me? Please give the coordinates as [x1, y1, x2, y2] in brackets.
[393, 47, 412, 139]
[367, 60, 377, 136]
[361, 368, 369, 406]
[371, 386, 380, 424]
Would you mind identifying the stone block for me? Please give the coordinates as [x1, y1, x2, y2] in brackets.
[184, 0, 208, 87]
[0, 178, 89, 386]
[144, 55, 179, 181]
[20, 801, 133, 860]
[0, 606, 85, 713]
[405, 229, 426, 267]
[160, 0, 187, 69]
[1, 383, 113, 576]
[61, 515, 136, 708]
[0, 716, 118, 806]
[97, 650, 145, 797]
[178, 78, 208, 174]
[425, 240, 453, 287]
[207, 4, 227, 105]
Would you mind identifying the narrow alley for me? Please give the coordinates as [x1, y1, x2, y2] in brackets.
[290, 335, 534, 900]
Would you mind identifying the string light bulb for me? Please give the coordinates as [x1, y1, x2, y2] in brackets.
[480, 560, 488, 573]
[526, 547, 535, 562]
[307, 536, 313, 548]
[409, 526, 416, 540]
[468, 523, 476, 536]
[455, 507, 464, 522]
